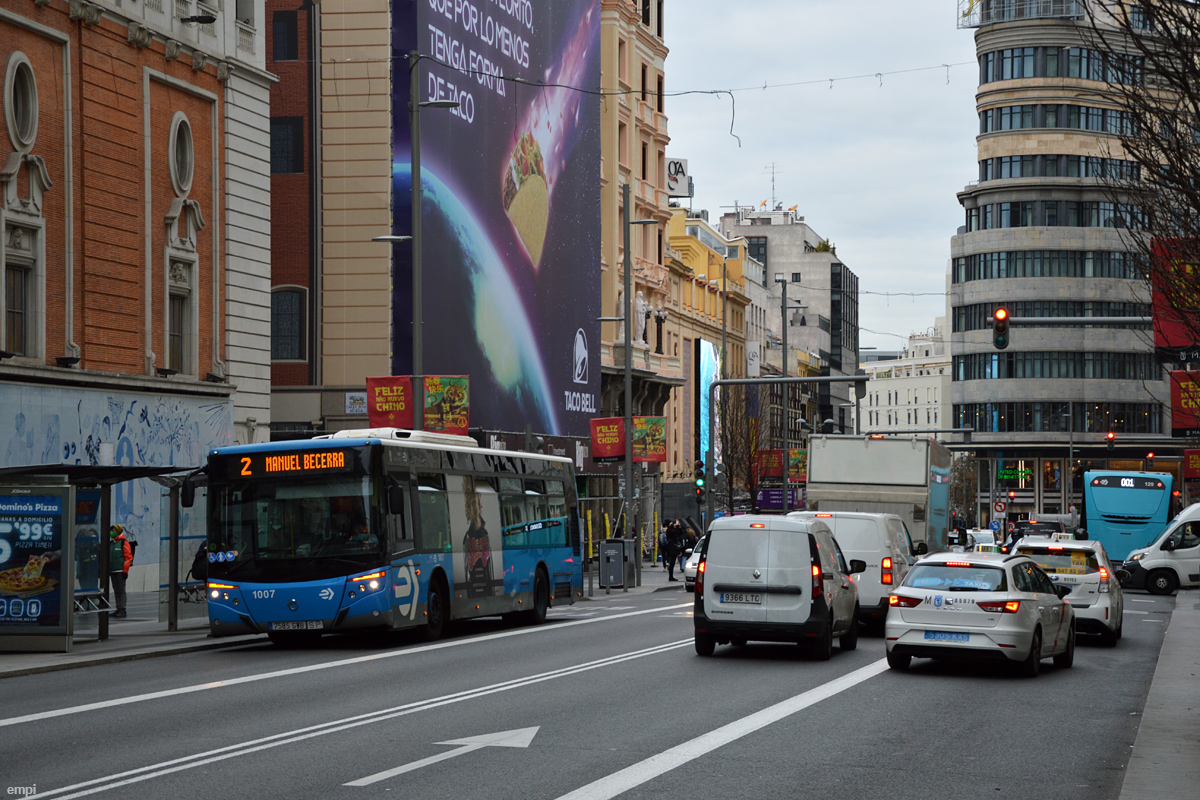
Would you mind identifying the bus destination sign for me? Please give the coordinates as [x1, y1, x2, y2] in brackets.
[1090, 476, 1164, 490]
[226, 450, 353, 480]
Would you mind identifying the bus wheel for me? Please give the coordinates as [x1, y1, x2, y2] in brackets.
[1147, 569, 1178, 596]
[421, 577, 448, 641]
[522, 569, 549, 625]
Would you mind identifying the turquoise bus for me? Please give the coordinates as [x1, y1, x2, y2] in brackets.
[194, 429, 582, 644]
[1083, 471, 1175, 562]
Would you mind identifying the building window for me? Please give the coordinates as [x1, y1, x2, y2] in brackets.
[641, 141, 648, 180]
[167, 292, 187, 372]
[617, 39, 627, 82]
[4, 264, 29, 356]
[656, 75, 664, 112]
[618, 122, 628, 165]
[5, 54, 38, 152]
[641, 0, 650, 26]
[640, 63, 647, 102]
[656, 0, 663, 37]
[272, 10, 298, 61]
[270, 117, 304, 173]
[271, 288, 307, 361]
[236, 0, 255, 27]
[169, 112, 194, 196]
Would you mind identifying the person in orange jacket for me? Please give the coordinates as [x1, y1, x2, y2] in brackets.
[109, 524, 133, 618]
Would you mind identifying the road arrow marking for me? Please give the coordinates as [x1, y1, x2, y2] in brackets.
[318, 588, 335, 600]
[345, 727, 540, 786]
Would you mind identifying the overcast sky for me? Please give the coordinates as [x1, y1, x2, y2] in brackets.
[664, 0, 980, 352]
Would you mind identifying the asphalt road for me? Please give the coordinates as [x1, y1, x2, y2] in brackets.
[0, 590, 1176, 800]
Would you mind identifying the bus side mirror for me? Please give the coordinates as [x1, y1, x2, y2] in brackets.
[181, 478, 196, 508]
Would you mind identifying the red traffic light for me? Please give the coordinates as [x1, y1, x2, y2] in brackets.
[1147, 452, 1155, 459]
[1106, 432, 1115, 441]
[994, 308, 1008, 321]
[1008, 490, 1016, 498]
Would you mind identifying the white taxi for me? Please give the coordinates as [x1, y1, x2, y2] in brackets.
[885, 552, 1075, 677]
[1016, 536, 1123, 646]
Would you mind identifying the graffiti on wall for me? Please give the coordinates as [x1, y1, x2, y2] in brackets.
[0, 386, 232, 564]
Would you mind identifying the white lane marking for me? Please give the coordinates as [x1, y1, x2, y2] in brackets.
[345, 727, 539, 786]
[0, 602, 691, 729]
[1131, 599, 1156, 603]
[1124, 610, 1149, 615]
[1141, 619, 1165, 623]
[554, 659, 889, 800]
[29, 641, 691, 800]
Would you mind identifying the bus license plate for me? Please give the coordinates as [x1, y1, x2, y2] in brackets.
[924, 630, 969, 643]
[721, 593, 762, 604]
[270, 621, 323, 631]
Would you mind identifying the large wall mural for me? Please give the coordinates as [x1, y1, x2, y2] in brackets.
[0, 384, 232, 568]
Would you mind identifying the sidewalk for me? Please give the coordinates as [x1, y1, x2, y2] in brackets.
[1118, 588, 1200, 800]
[0, 592, 264, 680]
[578, 557, 688, 599]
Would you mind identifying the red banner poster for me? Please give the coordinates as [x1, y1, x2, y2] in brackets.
[424, 376, 470, 435]
[366, 376, 414, 429]
[632, 416, 666, 463]
[590, 417, 625, 463]
[758, 449, 807, 481]
[1170, 371, 1200, 437]
[1185, 449, 1200, 480]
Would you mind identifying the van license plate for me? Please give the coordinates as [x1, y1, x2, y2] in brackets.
[721, 593, 762, 604]
[270, 621, 323, 631]
[924, 630, 969, 643]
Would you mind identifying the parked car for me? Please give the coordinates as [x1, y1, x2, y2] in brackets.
[885, 552, 1076, 676]
[1017, 536, 1123, 646]
[1121, 503, 1200, 595]
[694, 515, 864, 660]
[789, 511, 924, 629]
[682, 535, 706, 592]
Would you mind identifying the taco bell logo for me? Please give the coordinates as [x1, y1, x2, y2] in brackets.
[573, 329, 588, 384]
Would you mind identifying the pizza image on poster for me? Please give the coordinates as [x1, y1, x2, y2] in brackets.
[0, 492, 67, 630]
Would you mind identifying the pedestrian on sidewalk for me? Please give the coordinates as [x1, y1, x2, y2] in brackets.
[109, 524, 133, 618]
[665, 520, 685, 581]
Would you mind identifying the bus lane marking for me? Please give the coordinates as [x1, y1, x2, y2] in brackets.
[345, 726, 540, 786]
[553, 658, 890, 800]
[27, 641, 692, 800]
[0, 601, 691, 729]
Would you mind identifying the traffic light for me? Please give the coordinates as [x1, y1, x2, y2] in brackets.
[1147, 451, 1155, 467]
[1106, 431, 1115, 450]
[713, 463, 729, 497]
[694, 460, 706, 503]
[992, 308, 1010, 350]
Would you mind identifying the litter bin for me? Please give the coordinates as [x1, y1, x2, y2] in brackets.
[598, 539, 625, 589]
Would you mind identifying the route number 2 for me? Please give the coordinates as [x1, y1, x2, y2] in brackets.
[240, 457, 252, 476]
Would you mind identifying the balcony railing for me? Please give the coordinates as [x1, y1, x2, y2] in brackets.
[237, 21, 256, 53]
[957, 0, 1082, 29]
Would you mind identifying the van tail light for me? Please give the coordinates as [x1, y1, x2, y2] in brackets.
[977, 600, 1021, 613]
[811, 561, 822, 598]
[889, 594, 922, 608]
[696, 558, 706, 596]
[881, 557, 893, 585]
[1098, 565, 1110, 593]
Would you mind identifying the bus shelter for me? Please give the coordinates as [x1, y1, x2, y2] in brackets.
[0, 464, 190, 651]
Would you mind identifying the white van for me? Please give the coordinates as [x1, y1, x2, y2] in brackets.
[790, 511, 926, 628]
[1120, 502, 1200, 595]
[693, 516, 864, 660]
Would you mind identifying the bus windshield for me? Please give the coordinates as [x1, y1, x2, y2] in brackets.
[210, 475, 383, 583]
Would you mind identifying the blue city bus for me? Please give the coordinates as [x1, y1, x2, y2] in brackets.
[1083, 471, 1175, 562]
[197, 429, 582, 644]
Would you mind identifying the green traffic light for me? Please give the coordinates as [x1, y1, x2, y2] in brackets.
[695, 478, 705, 487]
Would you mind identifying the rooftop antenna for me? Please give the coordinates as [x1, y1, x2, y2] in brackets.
[765, 163, 782, 209]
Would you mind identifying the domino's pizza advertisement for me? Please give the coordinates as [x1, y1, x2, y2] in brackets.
[0, 492, 67, 629]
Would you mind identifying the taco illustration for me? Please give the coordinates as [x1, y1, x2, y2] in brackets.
[502, 132, 549, 266]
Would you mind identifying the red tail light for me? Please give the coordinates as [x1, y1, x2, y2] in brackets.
[812, 562, 822, 597]
[881, 557, 893, 585]
[945, 562, 973, 567]
[889, 594, 922, 608]
[1098, 565, 1110, 593]
[696, 559, 706, 596]
[977, 600, 1021, 613]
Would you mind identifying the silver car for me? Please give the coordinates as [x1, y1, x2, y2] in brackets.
[885, 552, 1076, 677]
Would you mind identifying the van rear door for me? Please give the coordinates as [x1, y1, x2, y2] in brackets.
[703, 522, 768, 625]
[764, 521, 813, 625]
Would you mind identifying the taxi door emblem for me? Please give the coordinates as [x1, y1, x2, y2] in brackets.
[934, 594, 943, 608]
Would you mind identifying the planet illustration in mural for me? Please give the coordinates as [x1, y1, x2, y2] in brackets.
[392, 163, 560, 434]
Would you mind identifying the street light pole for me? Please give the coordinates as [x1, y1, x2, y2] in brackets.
[622, 183, 634, 549]
[406, 51, 459, 430]
[1064, 406, 1074, 518]
[775, 273, 790, 513]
